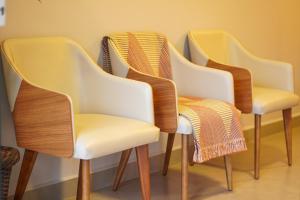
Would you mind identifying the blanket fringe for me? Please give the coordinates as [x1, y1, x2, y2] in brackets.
[194, 138, 247, 163]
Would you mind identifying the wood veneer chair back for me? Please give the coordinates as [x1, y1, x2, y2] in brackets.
[188, 31, 253, 113]
[1, 37, 88, 113]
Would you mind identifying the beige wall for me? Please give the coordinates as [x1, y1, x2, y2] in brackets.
[1, 0, 299, 195]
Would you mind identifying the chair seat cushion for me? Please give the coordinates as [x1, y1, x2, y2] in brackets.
[73, 114, 159, 160]
[253, 87, 299, 115]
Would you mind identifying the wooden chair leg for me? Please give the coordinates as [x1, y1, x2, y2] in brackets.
[14, 149, 38, 200]
[76, 161, 83, 200]
[224, 156, 233, 191]
[112, 148, 133, 191]
[181, 135, 189, 200]
[254, 114, 261, 180]
[162, 133, 175, 176]
[188, 137, 195, 166]
[283, 108, 292, 166]
[136, 145, 150, 200]
[76, 160, 90, 200]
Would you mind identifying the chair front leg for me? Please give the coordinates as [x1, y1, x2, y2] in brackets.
[283, 108, 292, 166]
[181, 134, 189, 200]
[254, 114, 261, 180]
[162, 133, 176, 176]
[113, 148, 133, 191]
[76, 160, 90, 200]
[136, 144, 151, 200]
[224, 156, 233, 191]
[14, 149, 38, 200]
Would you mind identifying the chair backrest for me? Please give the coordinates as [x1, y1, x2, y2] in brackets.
[108, 32, 172, 80]
[1, 37, 84, 113]
[189, 30, 234, 65]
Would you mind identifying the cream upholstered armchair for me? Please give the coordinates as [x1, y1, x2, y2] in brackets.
[105, 32, 246, 200]
[188, 30, 299, 179]
[1, 37, 159, 200]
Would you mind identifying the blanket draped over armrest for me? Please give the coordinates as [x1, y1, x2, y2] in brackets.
[102, 32, 247, 163]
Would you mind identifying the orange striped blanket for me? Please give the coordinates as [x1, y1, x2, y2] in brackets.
[102, 32, 247, 163]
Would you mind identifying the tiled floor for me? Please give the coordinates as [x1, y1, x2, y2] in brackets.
[69, 126, 300, 200]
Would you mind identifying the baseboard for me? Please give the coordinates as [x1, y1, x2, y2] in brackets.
[9, 115, 300, 200]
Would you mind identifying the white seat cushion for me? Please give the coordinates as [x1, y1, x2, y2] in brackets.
[73, 114, 159, 160]
[176, 116, 193, 135]
[253, 87, 299, 115]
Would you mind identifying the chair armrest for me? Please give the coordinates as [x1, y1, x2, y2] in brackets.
[13, 80, 74, 158]
[206, 60, 253, 113]
[169, 43, 235, 104]
[231, 41, 295, 92]
[127, 68, 178, 133]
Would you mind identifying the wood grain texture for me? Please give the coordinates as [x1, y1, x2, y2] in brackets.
[136, 145, 151, 200]
[77, 160, 90, 200]
[224, 156, 233, 191]
[113, 149, 133, 191]
[254, 114, 261, 180]
[13, 80, 74, 158]
[181, 135, 189, 200]
[14, 149, 38, 200]
[162, 133, 176, 176]
[207, 59, 253, 114]
[283, 108, 292, 166]
[127, 68, 178, 133]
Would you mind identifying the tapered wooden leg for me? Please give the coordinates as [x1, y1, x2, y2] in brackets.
[112, 149, 133, 191]
[283, 108, 292, 166]
[254, 114, 261, 180]
[224, 156, 233, 191]
[188, 137, 195, 166]
[182, 135, 189, 200]
[14, 149, 38, 200]
[136, 145, 150, 200]
[162, 133, 175, 176]
[76, 160, 90, 200]
[76, 161, 83, 200]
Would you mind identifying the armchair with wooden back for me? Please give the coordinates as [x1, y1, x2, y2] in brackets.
[104, 32, 248, 199]
[188, 30, 299, 179]
[1, 37, 160, 200]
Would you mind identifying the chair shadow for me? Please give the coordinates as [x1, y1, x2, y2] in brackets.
[93, 166, 230, 200]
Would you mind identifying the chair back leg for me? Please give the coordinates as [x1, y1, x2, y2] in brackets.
[254, 114, 261, 180]
[14, 149, 38, 200]
[224, 156, 233, 191]
[181, 135, 189, 200]
[112, 149, 133, 191]
[162, 133, 175, 176]
[76, 160, 90, 200]
[283, 108, 292, 166]
[136, 144, 150, 200]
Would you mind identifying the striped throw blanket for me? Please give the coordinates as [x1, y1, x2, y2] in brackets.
[102, 32, 247, 163]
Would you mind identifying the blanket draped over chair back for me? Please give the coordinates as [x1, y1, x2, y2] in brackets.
[102, 32, 247, 163]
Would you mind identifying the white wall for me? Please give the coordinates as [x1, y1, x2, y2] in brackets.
[0, 0, 299, 195]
